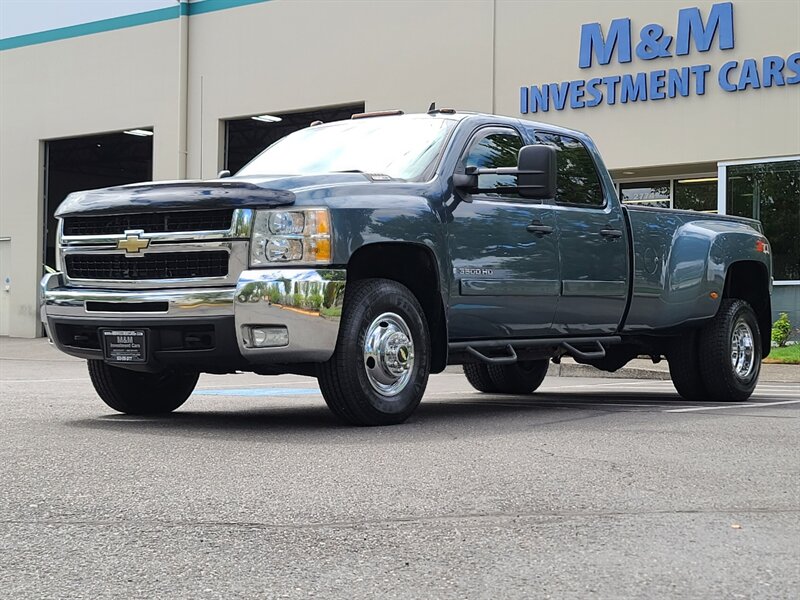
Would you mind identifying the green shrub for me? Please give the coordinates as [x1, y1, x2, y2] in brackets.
[771, 312, 792, 347]
[308, 293, 324, 310]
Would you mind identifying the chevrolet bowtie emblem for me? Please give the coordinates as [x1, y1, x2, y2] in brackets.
[117, 232, 150, 254]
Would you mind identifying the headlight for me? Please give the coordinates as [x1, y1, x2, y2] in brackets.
[269, 211, 305, 235]
[250, 208, 332, 266]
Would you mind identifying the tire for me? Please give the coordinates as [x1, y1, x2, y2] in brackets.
[317, 278, 431, 426]
[87, 360, 199, 414]
[698, 299, 762, 402]
[667, 331, 709, 401]
[486, 360, 549, 394]
[462, 363, 499, 393]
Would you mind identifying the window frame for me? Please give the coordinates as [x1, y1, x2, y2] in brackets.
[457, 125, 536, 203]
[534, 131, 608, 210]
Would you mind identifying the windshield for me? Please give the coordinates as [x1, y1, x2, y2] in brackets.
[237, 116, 455, 181]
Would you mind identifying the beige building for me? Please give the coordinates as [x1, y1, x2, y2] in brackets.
[1, 0, 798, 338]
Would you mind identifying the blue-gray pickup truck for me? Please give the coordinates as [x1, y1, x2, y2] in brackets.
[41, 110, 773, 425]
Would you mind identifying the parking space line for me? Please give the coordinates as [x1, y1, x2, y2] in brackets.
[193, 387, 320, 397]
[0, 378, 87, 383]
[195, 380, 317, 390]
[666, 399, 800, 413]
[752, 388, 799, 392]
[540, 381, 673, 390]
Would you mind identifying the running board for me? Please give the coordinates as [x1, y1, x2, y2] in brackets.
[450, 336, 622, 365]
[465, 344, 518, 365]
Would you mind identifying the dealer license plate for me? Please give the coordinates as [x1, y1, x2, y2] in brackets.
[101, 329, 147, 363]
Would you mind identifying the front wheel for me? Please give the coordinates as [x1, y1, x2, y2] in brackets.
[317, 279, 431, 426]
[87, 360, 198, 414]
[698, 299, 762, 402]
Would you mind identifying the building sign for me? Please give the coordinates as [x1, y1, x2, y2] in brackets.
[519, 2, 800, 113]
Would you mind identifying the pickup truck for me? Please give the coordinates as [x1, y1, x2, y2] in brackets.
[41, 110, 773, 425]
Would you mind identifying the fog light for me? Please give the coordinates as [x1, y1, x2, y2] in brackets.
[249, 326, 289, 348]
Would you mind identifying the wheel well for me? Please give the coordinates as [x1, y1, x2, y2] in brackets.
[346, 243, 448, 373]
[723, 261, 772, 356]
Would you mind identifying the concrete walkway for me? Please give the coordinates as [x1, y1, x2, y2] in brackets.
[551, 357, 799, 383]
[2, 337, 798, 383]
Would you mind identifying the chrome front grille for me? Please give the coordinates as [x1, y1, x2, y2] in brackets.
[58, 208, 252, 289]
[62, 209, 235, 236]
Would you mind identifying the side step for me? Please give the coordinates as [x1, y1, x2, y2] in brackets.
[465, 344, 518, 365]
[450, 336, 622, 365]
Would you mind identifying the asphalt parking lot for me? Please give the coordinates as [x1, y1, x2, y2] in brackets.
[1, 339, 798, 599]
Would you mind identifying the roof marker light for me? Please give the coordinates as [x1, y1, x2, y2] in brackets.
[351, 110, 404, 119]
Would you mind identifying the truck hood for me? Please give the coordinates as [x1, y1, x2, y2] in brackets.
[54, 173, 374, 218]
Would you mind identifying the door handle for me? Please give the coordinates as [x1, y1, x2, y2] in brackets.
[599, 228, 623, 239]
[526, 223, 554, 235]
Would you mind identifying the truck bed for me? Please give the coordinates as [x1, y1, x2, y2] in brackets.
[622, 205, 765, 333]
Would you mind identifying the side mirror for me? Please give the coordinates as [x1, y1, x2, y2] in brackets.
[517, 145, 556, 199]
[218, 169, 232, 179]
[453, 171, 478, 189]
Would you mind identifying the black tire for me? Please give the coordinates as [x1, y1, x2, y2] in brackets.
[666, 331, 709, 401]
[87, 360, 198, 415]
[486, 360, 549, 394]
[317, 278, 431, 426]
[698, 299, 762, 402]
[462, 363, 499, 393]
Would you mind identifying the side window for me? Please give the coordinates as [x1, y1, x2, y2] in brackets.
[462, 130, 524, 196]
[535, 133, 604, 206]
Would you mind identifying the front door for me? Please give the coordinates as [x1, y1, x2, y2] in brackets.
[447, 127, 560, 340]
[535, 132, 629, 335]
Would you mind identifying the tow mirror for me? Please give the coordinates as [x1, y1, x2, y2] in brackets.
[453, 170, 478, 190]
[517, 145, 556, 199]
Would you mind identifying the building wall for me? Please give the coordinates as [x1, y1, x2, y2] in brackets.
[0, 18, 185, 336]
[184, 0, 495, 179]
[1, 0, 798, 337]
[496, 0, 800, 169]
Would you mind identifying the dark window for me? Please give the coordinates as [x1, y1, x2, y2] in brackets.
[674, 178, 718, 212]
[728, 160, 799, 281]
[535, 133, 604, 206]
[620, 181, 671, 209]
[44, 131, 153, 272]
[463, 130, 524, 196]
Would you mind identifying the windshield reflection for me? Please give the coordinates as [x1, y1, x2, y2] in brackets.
[237, 116, 455, 181]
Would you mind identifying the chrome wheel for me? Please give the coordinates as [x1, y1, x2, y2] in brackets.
[363, 312, 415, 397]
[731, 318, 755, 380]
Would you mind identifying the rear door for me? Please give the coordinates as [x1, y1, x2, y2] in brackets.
[535, 132, 629, 335]
[447, 127, 560, 340]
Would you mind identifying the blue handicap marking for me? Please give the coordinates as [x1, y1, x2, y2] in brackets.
[193, 387, 320, 397]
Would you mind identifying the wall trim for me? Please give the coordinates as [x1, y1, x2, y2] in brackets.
[0, 0, 270, 51]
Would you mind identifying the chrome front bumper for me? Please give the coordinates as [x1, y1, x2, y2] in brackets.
[41, 269, 346, 364]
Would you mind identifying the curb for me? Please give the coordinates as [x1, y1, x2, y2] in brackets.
[444, 362, 670, 380]
[546, 362, 671, 380]
[446, 361, 798, 383]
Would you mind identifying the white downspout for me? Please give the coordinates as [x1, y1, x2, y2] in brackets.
[177, 0, 190, 179]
